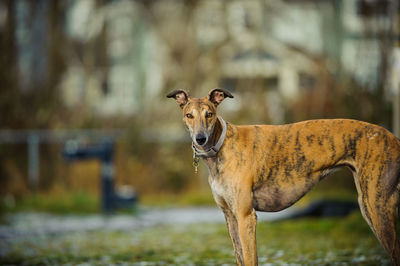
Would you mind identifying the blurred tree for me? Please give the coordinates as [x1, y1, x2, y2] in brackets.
[0, 0, 18, 128]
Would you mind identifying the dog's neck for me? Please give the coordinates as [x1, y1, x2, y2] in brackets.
[207, 118, 223, 150]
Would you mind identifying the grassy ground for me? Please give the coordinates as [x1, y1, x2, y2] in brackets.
[0, 192, 100, 214]
[0, 212, 390, 265]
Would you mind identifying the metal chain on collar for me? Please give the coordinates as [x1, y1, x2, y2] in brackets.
[192, 148, 200, 174]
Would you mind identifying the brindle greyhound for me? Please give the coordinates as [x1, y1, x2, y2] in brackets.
[167, 88, 400, 265]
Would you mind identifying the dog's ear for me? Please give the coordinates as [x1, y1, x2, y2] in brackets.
[166, 89, 190, 109]
[207, 88, 233, 106]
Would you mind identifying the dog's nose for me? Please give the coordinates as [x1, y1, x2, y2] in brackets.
[195, 134, 207, 146]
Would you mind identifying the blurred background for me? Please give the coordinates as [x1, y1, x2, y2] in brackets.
[0, 0, 399, 209]
[0, 0, 400, 264]
[1, 0, 399, 211]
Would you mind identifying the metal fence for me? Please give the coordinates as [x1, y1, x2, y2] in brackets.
[0, 129, 124, 189]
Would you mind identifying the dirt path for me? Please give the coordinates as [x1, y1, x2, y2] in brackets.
[0, 206, 296, 239]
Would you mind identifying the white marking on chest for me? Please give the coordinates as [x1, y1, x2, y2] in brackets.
[211, 178, 225, 198]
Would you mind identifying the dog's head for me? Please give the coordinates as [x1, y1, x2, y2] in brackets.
[167, 88, 233, 147]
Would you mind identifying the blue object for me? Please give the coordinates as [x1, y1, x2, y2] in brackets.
[62, 139, 137, 213]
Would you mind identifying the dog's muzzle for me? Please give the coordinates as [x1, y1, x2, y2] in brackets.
[195, 133, 207, 146]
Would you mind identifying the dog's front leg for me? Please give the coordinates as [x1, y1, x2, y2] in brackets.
[221, 207, 245, 265]
[237, 208, 258, 266]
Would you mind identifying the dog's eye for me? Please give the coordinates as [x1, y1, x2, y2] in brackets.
[186, 113, 194, 119]
[206, 112, 214, 118]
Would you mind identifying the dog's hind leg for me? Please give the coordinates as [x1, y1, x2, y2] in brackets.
[368, 195, 400, 265]
[355, 171, 400, 265]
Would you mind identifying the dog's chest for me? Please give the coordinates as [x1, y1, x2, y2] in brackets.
[209, 174, 233, 206]
[210, 178, 224, 196]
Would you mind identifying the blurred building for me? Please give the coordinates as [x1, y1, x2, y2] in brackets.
[61, 0, 164, 116]
[192, 0, 395, 123]
[12, 0, 396, 122]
